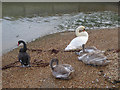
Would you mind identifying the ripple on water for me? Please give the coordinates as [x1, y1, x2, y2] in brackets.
[2, 11, 119, 54]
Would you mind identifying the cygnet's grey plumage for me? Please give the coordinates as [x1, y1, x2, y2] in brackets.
[50, 59, 74, 79]
[77, 46, 110, 66]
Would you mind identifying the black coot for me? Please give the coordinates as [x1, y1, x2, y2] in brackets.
[18, 40, 30, 67]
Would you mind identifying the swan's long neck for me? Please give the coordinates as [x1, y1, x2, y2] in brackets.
[50, 59, 59, 70]
[75, 28, 81, 37]
[19, 41, 27, 52]
[76, 30, 88, 37]
[22, 42, 27, 51]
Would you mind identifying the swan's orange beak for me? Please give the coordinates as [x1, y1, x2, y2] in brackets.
[18, 43, 19, 46]
[83, 29, 85, 31]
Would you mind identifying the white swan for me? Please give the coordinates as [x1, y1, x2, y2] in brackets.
[50, 59, 74, 79]
[65, 26, 89, 52]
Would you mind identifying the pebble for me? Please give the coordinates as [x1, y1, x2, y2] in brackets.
[103, 74, 106, 77]
[112, 85, 116, 88]
[96, 79, 99, 83]
[39, 80, 43, 82]
[111, 81, 115, 84]
[92, 81, 95, 84]
[98, 72, 102, 76]
[59, 81, 62, 83]
[78, 86, 82, 88]
[104, 76, 111, 83]
[106, 86, 109, 88]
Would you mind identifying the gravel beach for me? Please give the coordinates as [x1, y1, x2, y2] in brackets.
[2, 28, 120, 88]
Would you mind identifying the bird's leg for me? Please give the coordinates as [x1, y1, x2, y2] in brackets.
[82, 44, 85, 53]
[27, 64, 31, 67]
[27, 60, 31, 67]
[20, 64, 25, 67]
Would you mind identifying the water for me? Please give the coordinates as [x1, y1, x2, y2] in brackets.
[59, 11, 119, 30]
[2, 11, 119, 54]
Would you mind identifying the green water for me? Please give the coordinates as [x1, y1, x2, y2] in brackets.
[58, 11, 119, 30]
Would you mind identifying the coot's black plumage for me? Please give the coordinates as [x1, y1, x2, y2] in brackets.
[18, 40, 30, 67]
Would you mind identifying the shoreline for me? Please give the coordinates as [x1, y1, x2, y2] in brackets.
[2, 27, 118, 55]
[2, 28, 119, 88]
[2, 11, 119, 54]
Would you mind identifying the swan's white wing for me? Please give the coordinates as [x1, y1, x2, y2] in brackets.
[65, 36, 88, 51]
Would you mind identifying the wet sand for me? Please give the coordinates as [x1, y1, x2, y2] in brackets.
[2, 28, 120, 88]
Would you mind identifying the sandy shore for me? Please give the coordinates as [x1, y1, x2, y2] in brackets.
[2, 28, 120, 88]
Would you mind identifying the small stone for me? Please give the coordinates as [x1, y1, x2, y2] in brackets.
[103, 74, 106, 77]
[106, 86, 109, 88]
[78, 86, 82, 88]
[111, 81, 115, 84]
[112, 85, 116, 88]
[98, 72, 102, 76]
[92, 81, 95, 84]
[104, 76, 110, 82]
[96, 79, 99, 83]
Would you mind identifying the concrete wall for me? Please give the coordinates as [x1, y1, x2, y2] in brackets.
[0, 2, 2, 18]
[2, 2, 118, 17]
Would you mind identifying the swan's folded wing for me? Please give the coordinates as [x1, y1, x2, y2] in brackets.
[79, 52, 110, 66]
[65, 36, 88, 51]
[62, 64, 74, 72]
